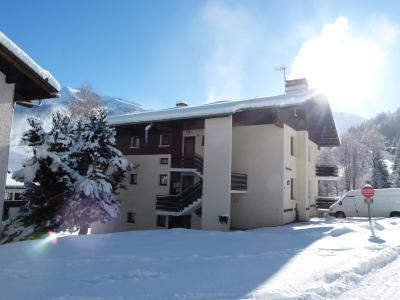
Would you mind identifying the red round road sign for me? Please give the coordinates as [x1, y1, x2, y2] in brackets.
[361, 184, 375, 199]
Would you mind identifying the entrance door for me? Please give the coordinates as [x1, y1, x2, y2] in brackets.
[183, 136, 196, 168]
[168, 215, 191, 229]
[182, 176, 194, 192]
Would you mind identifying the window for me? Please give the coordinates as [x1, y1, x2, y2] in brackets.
[130, 174, 137, 185]
[130, 136, 140, 148]
[160, 158, 169, 165]
[159, 174, 168, 186]
[202, 135, 205, 146]
[159, 134, 170, 146]
[157, 215, 166, 227]
[291, 178, 295, 200]
[290, 136, 295, 156]
[127, 212, 136, 224]
[14, 193, 21, 200]
[4, 193, 12, 200]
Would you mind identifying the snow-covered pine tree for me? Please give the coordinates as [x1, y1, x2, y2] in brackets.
[3, 109, 131, 242]
[371, 154, 391, 189]
[64, 108, 130, 234]
[3, 114, 74, 242]
[391, 139, 400, 187]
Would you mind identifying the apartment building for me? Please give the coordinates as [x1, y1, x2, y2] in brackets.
[3, 173, 25, 220]
[92, 84, 340, 232]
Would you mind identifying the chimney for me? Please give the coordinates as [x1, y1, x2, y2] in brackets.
[176, 100, 189, 108]
[285, 78, 308, 93]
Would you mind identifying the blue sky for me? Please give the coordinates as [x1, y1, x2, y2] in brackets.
[2, 0, 400, 117]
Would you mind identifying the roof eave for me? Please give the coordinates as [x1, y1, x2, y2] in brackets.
[0, 39, 60, 101]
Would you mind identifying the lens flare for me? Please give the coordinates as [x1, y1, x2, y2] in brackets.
[33, 231, 59, 251]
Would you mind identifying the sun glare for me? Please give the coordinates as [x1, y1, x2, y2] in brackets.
[290, 17, 383, 110]
[33, 231, 59, 252]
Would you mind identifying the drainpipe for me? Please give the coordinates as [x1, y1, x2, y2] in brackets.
[15, 100, 42, 108]
[145, 123, 153, 144]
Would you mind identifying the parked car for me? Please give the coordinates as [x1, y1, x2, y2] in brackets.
[329, 188, 400, 218]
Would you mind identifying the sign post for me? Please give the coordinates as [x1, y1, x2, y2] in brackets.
[361, 184, 375, 236]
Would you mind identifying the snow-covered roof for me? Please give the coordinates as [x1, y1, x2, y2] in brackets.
[5, 173, 24, 189]
[108, 89, 323, 126]
[0, 32, 60, 92]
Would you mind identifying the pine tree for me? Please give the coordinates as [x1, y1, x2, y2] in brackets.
[391, 139, 400, 187]
[3, 115, 74, 242]
[371, 154, 391, 189]
[3, 108, 131, 242]
[63, 109, 130, 234]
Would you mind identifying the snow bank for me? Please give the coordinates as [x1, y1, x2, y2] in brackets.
[0, 218, 400, 300]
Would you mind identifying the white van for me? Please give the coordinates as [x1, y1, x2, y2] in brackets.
[329, 188, 400, 218]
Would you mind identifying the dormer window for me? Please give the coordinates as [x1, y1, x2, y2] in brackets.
[159, 134, 170, 147]
[130, 136, 140, 148]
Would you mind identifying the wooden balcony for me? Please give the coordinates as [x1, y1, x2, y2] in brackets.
[316, 196, 338, 209]
[316, 165, 338, 177]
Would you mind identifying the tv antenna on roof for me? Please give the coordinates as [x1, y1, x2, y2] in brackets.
[274, 65, 287, 92]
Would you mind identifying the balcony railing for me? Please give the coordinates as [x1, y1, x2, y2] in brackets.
[316, 196, 338, 209]
[171, 154, 203, 173]
[231, 172, 248, 191]
[156, 181, 203, 212]
[316, 165, 339, 177]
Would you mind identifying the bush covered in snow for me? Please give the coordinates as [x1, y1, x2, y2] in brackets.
[2, 108, 132, 243]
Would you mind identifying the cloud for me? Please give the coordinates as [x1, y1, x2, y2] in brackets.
[289, 16, 400, 114]
[370, 17, 400, 46]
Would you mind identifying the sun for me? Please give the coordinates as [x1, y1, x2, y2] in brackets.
[290, 17, 383, 111]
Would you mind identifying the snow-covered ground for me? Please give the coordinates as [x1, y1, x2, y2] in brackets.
[0, 218, 399, 300]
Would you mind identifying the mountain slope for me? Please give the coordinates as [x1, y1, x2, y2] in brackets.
[333, 112, 366, 133]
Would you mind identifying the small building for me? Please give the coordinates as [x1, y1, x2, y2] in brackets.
[92, 85, 340, 233]
[3, 173, 25, 220]
[0, 32, 60, 230]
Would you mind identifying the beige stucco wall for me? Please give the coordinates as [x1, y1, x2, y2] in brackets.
[283, 125, 297, 224]
[230, 124, 285, 229]
[191, 213, 201, 229]
[202, 116, 232, 231]
[295, 131, 310, 221]
[0, 71, 15, 229]
[91, 154, 171, 233]
[308, 140, 319, 217]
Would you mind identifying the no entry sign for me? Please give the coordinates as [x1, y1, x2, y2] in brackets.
[361, 184, 375, 199]
[361, 184, 375, 234]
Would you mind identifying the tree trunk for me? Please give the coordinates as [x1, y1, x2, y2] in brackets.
[79, 224, 89, 235]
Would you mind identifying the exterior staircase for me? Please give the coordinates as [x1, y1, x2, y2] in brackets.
[156, 180, 203, 216]
[171, 154, 204, 177]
